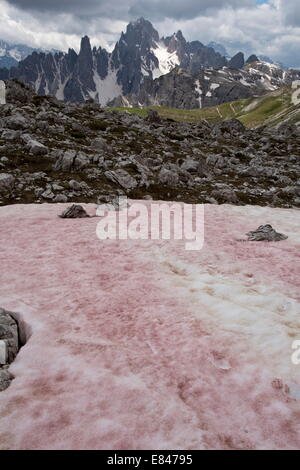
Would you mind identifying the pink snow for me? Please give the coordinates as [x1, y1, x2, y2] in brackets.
[0, 202, 299, 450]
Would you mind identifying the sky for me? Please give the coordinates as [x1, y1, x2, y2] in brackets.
[0, 0, 299, 68]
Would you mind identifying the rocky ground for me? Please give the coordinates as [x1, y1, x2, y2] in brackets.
[0, 80, 299, 208]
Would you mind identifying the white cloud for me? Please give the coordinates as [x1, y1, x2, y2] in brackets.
[0, 0, 299, 68]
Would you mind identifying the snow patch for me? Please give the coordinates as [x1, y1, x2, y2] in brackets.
[240, 79, 251, 87]
[151, 42, 180, 79]
[90, 65, 122, 106]
[291, 81, 300, 106]
[194, 80, 203, 108]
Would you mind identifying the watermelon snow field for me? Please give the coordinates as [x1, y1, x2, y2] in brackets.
[0, 202, 299, 450]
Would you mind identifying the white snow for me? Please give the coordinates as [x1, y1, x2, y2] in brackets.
[55, 75, 70, 102]
[292, 80, 300, 90]
[194, 80, 203, 108]
[122, 96, 133, 108]
[240, 79, 251, 87]
[34, 72, 42, 94]
[291, 81, 300, 106]
[151, 42, 180, 79]
[210, 83, 220, 90]
[206, 91, 212, 97]
[9, 48, 22, 61]
[91, 66, 122, 106]
[141, 66, 150, 77]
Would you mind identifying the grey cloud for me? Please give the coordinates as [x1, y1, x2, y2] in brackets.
[5, 0, 133, 20]
[129, 0, 254, 21]
[6, 0, 254, 20]
[280, 0, 300, 27]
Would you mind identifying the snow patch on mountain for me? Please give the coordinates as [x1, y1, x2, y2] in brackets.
[291, 80, 300, 106]
[91, 66, 122, 106]
[195, 80, 203, 108]
[151, 42, 180, 79]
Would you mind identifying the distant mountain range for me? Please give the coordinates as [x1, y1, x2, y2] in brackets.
[0, 39, 58, 69]
[0, 18, 299, 108]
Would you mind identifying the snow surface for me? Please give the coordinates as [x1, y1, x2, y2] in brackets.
[90, 66, 122, 106]
[151, 42, 180, 79]
[194, 80, 203, 108]
[0, 202, 299, 450]
[240, 78, 251, 87]
[291, 81, 300, 106]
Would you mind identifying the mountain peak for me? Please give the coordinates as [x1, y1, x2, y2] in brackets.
[80, 36, 91, 53]
[246, 54, 259, 64]
[228, 52, 245, 69]
[175, 30, 184, 40]
[131, 17, 147, 25]
[123, 17, 159, 46]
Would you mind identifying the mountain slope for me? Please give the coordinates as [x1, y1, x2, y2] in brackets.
[110, 81, 300, 129]
[110, 61, 300, 109]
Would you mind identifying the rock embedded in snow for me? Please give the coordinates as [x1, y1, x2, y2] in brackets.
[0, 308, 19, 365]
[59, 204, 90, 219]
[246, 224, 288, 242]
[0, 369, 13, 392]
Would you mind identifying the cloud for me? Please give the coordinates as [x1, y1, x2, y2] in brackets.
[129, 0, 254, 21]
[5, 0, 254, 18]
[0, 0, 299, 68]
[279, 0, 300, 27]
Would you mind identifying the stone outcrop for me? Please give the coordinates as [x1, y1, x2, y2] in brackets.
[246, 225, 288, 241]
[0, 308, 19, 391]
[59, 204, 90, 218]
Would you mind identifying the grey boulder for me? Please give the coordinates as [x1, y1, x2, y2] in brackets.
[59, 204, 90, 218]
[246, 224, 288, 242]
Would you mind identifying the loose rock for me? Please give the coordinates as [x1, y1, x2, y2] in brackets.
[246, 224, 288, 242]
[59, 204, 90, 218]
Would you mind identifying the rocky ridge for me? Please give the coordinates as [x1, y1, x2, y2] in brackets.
[111, 62, 300, 109]
[0, 80, 299, 208]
